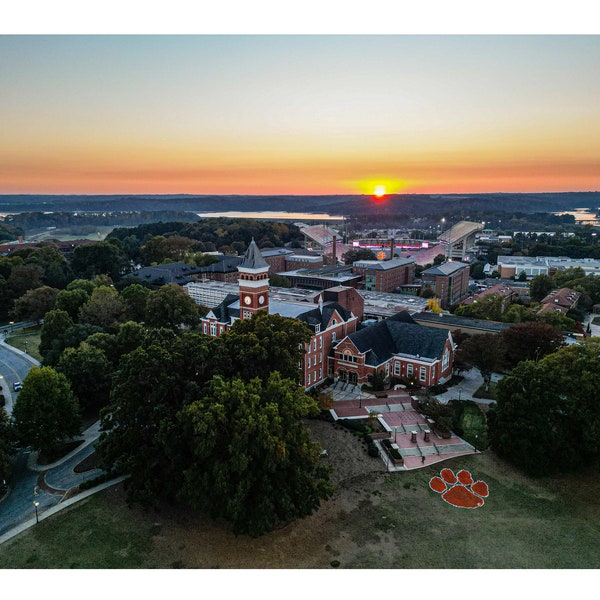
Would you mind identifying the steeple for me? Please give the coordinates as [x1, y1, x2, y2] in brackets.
[239, 238, 269, 270]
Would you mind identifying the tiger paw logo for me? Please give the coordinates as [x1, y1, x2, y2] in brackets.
[429, 468, 489, 509]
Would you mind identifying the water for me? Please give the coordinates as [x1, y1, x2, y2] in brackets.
[196, 211, 344, 221]
[553, 208, 600, 225]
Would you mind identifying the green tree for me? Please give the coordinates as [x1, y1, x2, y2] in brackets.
[490, 341, 600, 475]
[39, 309, 74, 357]
[454, 294, 504, 322]
[70, 241, 125, 280]
[0, 408, 15, 484]
[342, 248, 377, 265]
[11, 285, 59, 321]
[218, 311, 312, 382]
[79, 286, 127, 330]
[57, 342, 113, 413]
[55, 287, 91, 319]
[433, 254, 446, 266]
[96, 332, 214, 505]
[42, 323, 104, 366]
[538, 310, 578, 332]
[529, 274, 554, 302]
[179, 373, 331, 536]
[12, 367, 81, 456]
[25, 246, 71, 289]
[66, 278, 96, 295]
[144, 283, 199, 331]
[120, 283, 150, 322]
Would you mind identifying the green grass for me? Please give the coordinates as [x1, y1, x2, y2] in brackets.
[5, 328, 42, 363]
[473, 380, 498, 400]
[1, 452, 599, 569]
[592, 317, 600, 326]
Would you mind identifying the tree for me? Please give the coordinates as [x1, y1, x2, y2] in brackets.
[39, 309, 74, 357]
[42, 323, 104, 366]
[121, 283, 150, 322]
[529, 274, 554, 302]
[79, 285, 127, 330]
[55, 288, 90, 319]
[96, 332, 215, 505]
[5, 264, 44, 302]
[538, 310, 578, 332]
[433, 254, 446, 266]
[456, 333, 504, 391]
[25, 246, 71, 289]
[66, 278, 96, 295]
[70, 241, 125, 280]
[57, 342, 113, 413]
[489, 341, 600, 475]
[420, 286, 435, 299]
[341, 248, 377, 265]
[12, 367, 81, 456]
[454, 294, 504, 322]
[500, 321, 564, 368]
[11, 285, 59, 321]
[218, 311, 312, 382]
[179, 373, 331, 536]
[144, 283, 199, 331]
[0, 408, 15, 484]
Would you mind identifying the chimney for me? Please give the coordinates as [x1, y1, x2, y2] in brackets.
[389, 237, 395, 260]
[332, 235, 337, 263]
[18, 235, 23, 244]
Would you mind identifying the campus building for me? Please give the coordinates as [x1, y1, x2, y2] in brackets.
[199, 240, 360, 389]
[421, 261, 470, 308]
[351, 257, 415, 292]
[330, 311, 454, 387]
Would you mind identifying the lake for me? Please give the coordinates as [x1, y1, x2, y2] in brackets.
[196, 211, 345, 221]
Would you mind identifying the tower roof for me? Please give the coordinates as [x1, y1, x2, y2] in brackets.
[239, 238, 269, 270]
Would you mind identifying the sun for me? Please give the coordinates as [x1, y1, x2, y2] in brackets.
[374, 185, 386, 197]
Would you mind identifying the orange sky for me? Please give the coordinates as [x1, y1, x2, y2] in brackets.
[1, 36, 599, 195]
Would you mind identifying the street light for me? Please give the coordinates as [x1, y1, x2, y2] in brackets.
[33, 501, 39, 524]
[458, 387, 462, 401]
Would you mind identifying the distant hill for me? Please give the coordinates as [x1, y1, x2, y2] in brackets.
[1, 192, 599, 217]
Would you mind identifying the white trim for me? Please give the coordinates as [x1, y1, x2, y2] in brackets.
[238, 278, 270, 288]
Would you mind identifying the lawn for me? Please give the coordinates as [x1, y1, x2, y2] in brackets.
[1, 420, 598, 569]
[5, 327, 42, 363]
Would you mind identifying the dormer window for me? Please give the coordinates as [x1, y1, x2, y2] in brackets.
[315, 324, 320, 333]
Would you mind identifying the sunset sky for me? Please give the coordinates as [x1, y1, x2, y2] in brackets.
[1, 34, 599, 195]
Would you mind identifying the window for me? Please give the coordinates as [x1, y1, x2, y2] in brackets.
[313, 339, 317, 351]
[406, 364, 413, 377]
[332, 332, 336, 341]
[385, 363, 390, 376]
[315, 324, 320, 333]
[203, 323, 207, 334]
[210, 323, 216, 337]
[320, 352, 323, 363]
[308, 357, 311, 368]
[394, 361, 400, 376]
[442, 348, 450, 370]
[319, 368, 322, 379]
[420, 366, 427, 381]
[307, 373, 311, 385]
[319, 337, 323, 349]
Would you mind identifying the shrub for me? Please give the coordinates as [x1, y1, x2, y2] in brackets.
[367, 443, 379, 457]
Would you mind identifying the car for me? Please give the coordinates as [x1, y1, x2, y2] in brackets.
[13, 382, 22, 392]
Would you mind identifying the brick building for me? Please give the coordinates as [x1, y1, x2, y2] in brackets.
[200, 240, 360, 389]
[351, 257, 415, 292]
[421, 261, 470, 308]
[330, 311, 454, 387]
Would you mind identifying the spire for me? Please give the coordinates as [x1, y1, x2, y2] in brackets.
[239, 238, 269, 270]
[318, 293, 323, 313]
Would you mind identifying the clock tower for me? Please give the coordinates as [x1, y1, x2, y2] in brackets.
[237, 238, 270, 320]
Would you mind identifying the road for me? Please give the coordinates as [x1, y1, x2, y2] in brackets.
[0, 339, 39, 415]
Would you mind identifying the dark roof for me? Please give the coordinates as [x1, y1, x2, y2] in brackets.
[294, 302, 353, 329]
[345, 311, 449, 366]
[198, 255, 242, 274]
[239, 239, 269, 270]
[422, 262, 469, 276]
[132, 262, 203, 284]
[412, 311, 511, 333]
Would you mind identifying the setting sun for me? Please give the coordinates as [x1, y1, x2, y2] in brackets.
[374, 185, 386, 197]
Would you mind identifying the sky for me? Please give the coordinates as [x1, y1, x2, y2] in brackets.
[1, 33, 600, 195]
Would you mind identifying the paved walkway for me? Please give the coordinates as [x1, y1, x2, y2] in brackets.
[325, 384, 477, 471]
[431, 368, 501, 407]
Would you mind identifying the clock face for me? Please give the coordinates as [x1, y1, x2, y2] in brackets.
[244, 296, 252, 305]
[258, 295, 265, 305]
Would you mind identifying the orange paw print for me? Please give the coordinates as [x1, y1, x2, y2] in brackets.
[429, 468, 489, 509]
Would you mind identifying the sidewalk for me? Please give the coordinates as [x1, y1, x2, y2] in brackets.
[432, 368, 500, 407]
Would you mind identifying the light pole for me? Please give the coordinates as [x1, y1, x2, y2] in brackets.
[458, 387, 462, 402]
[33, 501, 39, 524]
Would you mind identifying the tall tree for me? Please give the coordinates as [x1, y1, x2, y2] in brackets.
[11, 285, 59, 322]
[12, 367, 81, 456]
[55, 287, 91, 319]
[489, 341, 600, 475]
[57, 342, 113, 413]
[121, 283, 150, 322]
[456, 333, 504, 391]
[529, 274, 554, 302]
[0, 408, 15, 484]
[144, 283, 199, 331]
[179, 373, 331, 536]
[500, 321, 565, 368]
[218, 311, 312, 382]
[39, 309, 74, 357]
[79, 286, 127, 330]
[70, 241, 125, 280]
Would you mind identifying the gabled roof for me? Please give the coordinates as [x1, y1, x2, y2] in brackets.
[422, 261, 469, 276]
[239, 239, 269, 270]
[345, 311, 449, 366]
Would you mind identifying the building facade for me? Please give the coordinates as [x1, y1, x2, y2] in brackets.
[351, 257, 415, 292]
[421, 261, 470, 308]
